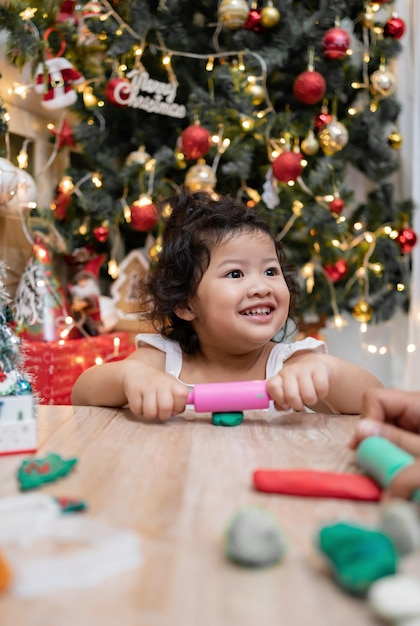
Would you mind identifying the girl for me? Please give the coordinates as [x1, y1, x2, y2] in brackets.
[72, 189, 383, 419]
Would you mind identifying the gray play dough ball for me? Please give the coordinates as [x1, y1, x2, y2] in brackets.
[367, 574, 420, 622]
[225, 505, 287, 567]
[379, 500, 420, 556]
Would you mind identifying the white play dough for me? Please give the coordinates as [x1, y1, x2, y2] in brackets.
[368, 575, 420, 622]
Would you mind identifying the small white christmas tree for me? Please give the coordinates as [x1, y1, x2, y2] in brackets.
[0, 261, 36, 455]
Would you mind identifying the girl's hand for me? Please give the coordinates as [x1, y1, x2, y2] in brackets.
[122, 361, 189, 420]
[266, 354, 331, 412]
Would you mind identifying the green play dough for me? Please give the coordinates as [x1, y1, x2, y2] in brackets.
[225, 505, 287, 567]
[318, 521, 399, 596]
[211, 411, 244, 426]
[17, 453, 78, 491]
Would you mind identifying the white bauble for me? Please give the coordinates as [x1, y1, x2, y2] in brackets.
[0, 157, 20, 206]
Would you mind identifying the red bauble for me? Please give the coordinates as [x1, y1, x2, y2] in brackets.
[272, 151, 303, 183]
[293, 70, 326, 105]
[329, 197, 345, 214]
[314, 110, 332, 131]
[396, 228, 418, 254]
[130, 200, 158, 232]
[243, 9, 263, 32]
[383, 16, 406, 39]
[322, 27, 350, 60]
[105, 78, 131, 107]
[181, 124, 211, 160]
[324, 259, 348, 282]
[93, 225, 109, 243]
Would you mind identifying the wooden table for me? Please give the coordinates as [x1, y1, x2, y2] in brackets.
[1, 406, 419, 626]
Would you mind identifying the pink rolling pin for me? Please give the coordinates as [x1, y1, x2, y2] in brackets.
[187, 380, 270, 413]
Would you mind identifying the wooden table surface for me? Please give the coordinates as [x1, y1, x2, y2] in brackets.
[1, 405, 419, 626]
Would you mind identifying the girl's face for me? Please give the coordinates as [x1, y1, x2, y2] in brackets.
[182, 230, 290, 353]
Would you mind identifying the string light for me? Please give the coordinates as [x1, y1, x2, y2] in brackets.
[108, 258, 119, 279]
[113, 336, 120, 357]
[206, 56, 214, 71]
[59, 176, 74, 193]
[16, 139, 30, 169]
[91, 172, 102, 188]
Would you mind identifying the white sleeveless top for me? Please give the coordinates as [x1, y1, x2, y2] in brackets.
[135, 333, 327, 388]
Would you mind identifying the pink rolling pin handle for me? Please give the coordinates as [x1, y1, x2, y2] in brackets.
[186, 380, 270, 413]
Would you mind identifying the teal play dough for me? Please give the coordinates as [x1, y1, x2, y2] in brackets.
[356, 436, 415, 487]
[225, 505, 287, 567]
[211, 411, 244, 426]
[318, 521, 399, 596]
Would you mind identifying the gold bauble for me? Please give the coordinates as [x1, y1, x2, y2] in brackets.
[352, 300, 373, 323]
[370, 67, 396, 98]
[245, 83, 266, 106]
[362, 8, 375, 28]
[149, 238, 163, 263]
[301, 130, 319, 156]
[185, 161, 217, 192]
[318, 120, 349, 156]
[125, 145, 151, 166]
[161, 202, 172, 219]
[388, 131, 403, 149]
[260, 6, 280, 28]
[218, 0, 249, 29]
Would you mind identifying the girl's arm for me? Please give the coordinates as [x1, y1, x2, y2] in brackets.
[71, 347, 189, 420]
[266, 352, 383, 414]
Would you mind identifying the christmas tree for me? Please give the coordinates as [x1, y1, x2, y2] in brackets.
[0, 0, 415, 331]
[0, 260, 32, 396]
[0, 260, 36, 455]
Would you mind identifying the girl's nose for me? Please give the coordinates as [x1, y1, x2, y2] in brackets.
[247, 276, 271, 296]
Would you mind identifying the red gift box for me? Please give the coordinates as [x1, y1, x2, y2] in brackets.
[22, 332, 135, 405]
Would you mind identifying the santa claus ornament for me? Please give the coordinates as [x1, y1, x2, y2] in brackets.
[69, 255, 106, 337]
[34, 28, 84, 110]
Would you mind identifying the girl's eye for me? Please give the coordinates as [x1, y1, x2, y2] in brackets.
[226, 270, 243, 278]
[265, 267, 279, 276]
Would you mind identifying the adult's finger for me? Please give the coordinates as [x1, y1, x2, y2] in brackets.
[350, 419, 420, 455]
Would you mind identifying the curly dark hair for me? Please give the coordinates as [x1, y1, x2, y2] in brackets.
[139, 188, 300, 353]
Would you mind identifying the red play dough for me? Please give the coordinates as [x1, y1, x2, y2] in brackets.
[253, 469, 382, 501]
